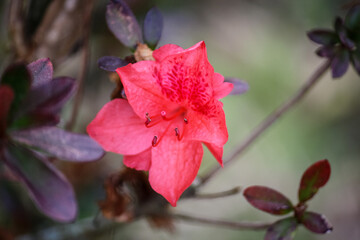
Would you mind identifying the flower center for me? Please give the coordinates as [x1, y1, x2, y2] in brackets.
[144, 107, 188, 147]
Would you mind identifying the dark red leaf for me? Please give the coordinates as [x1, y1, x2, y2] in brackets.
[3, 143, 77, 222]
[298, 159, 331, 203]
[334, 17, 356, 50]
[301, 211, 333, 234]
[0, 86, 14, 137]
[331, 49, 350, 79]
[27, 58, 53, 88]
[10, 126, 104, 162]
[265, 217, 298, 240]
[106, 0, 142, 49]
[224, 77, 249, 95]
[143, 7, 163, 49]
[98, 56, 128, 72]
[244, 186, 293, 215]
[307, 30, 338, 45]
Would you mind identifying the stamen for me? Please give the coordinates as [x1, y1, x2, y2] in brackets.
[161, 111, 167, 118]
[145, 113, 151, 126]
[184, 118, 188, 124]
[175, 128, 180, 139]
[152, 136, 158, 147]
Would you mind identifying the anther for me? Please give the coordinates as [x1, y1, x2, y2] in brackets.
[160, 111, 167, 118]
[152, 136, 158, 147]
[184, 118, 188, 124]
[175, 128, 179, 136]
[145, 112, 151, 126]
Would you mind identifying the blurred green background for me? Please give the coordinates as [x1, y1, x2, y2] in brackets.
[1, 0, 360, 239]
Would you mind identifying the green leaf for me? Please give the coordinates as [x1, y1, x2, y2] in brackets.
[265, 217, 298, 240]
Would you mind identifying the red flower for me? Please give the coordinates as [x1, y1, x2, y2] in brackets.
[88, 41, 233, 206]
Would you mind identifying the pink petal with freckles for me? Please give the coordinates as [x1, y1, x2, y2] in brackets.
[185, 100, 228, 147]
[204, 142, 224, 166]
[213, 73, 234, 99]
[150, 137, 203, 206]
[117, 61, 178, 118]
[87, 99, 156, 155]
[153, 44, 184, 62]
[123, 147, 152, 171]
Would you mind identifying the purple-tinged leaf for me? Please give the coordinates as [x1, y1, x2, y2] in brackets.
[298, 159, 331, 203]
[106, 0, 142, 49]
[345, 4, 360, 31]
[143, 7, 163, 49]
[18, 77, 76, 117]
[98, 56, 128, 72]
[315, 46, 336, 58]
[350, 49, 360, 76]
[301, 211, 333, 234]
[10, 112, 59, 130]
[265, 217, 298, 240]
[0, 63, 31, 121]
[0, 86, 14, 137]
[334, 17, 356, 50]
[224, 77, 249, 95]
[11, 126, 104, 162]
[306, 30, 338, 45]
[27, 58, 53, 88]
[3, 143, 76, 222]
[331, 50, 350, 79]
[244, 186, 293, 215]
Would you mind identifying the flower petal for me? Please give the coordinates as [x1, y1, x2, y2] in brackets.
[204, 142, 223, 166]
[117, 61, 178, 118]
[152, 44, 184, 62]
[149, 137, 203, 206]
[87, 99, 157, 155]
[185, 100, 228, 147]
[3, 143, 76, 222]
[213, 73, 234, 99]
[123, 147, 152, 171]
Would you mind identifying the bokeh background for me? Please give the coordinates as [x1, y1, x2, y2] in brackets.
[1, 0, 359, 239]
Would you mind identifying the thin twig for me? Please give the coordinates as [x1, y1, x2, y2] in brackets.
[189, 186, 242, 199]
[66, 0, 94, 131]
[199, 60, 331, 186]
[172, 213, 271, 230]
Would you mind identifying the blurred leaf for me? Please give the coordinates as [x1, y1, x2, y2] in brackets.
[306, 30, 338, 45]
[298, 159, 331, 203]
[224, 77, 249, 95]
[350, 49, 360, 75]
[143, 7, 163, 49]
[27, 58, 53, 88]
[3, 143, 76, 222]
[345, 5, 360, 31]
[244, 186, 293, 215]
[10, 112, 59, 130]
[265, 217, 298, 240]
[98, 56, 128, 72]
[17, 77, 76, 118]
[301, 211, 333, 234]
[0, 86, 14, 137]
[10, 126, 104, 162]
[24, 0, 53, 38]
[334, 17, 356, 50]
[331, 49, 350, 78]
[0, 64, 31, 121]
[106, 0, 142, 49]
[315, 46, 335, 58]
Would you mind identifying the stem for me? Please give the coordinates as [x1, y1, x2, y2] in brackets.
[66, 0, 94, 131]
[190, 186, 242, 199]
[200, 60, 331, 186]
[172, 213, 271, 230]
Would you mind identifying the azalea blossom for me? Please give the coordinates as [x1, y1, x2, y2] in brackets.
[87, 41, 233, 206]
